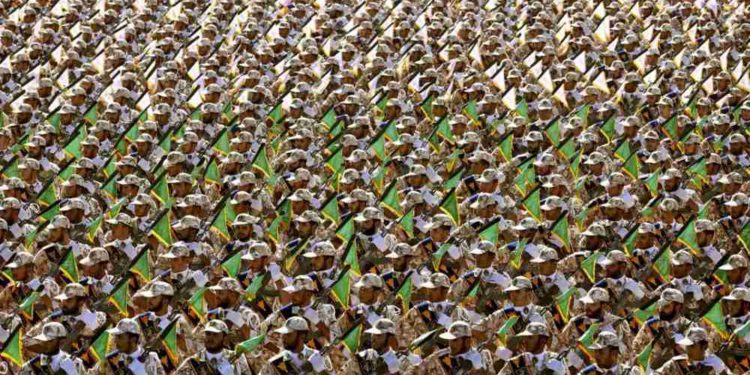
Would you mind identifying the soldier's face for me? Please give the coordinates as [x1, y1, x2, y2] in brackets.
[448, 337, 469, 355]
[204, 331, 225, 352]
[594, 347, 619, 368]
[282, 331, 302, 350]
[114, 333, 138, 353]
[723, 300, 743, 316]
[685, 343, 707, 361]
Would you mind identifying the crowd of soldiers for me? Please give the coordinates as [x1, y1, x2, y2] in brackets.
[1, 0, 750, 373]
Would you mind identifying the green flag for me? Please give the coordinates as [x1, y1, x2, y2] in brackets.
[516, 98, 528, 120]
[325, 147, 344, 173]
[432, 242, 452, 271]
[662, 115, 678, 140]
[551, 215, 571, 250]
[335, 216, 355, 243]
[652, 248, 671, 283]
[509, 238, 527, 270]
[130, 249, 151, 283]
[514, 158, 536, 195]
[498, 133, 513, 162]
[521, 187, 541, 221]
[330, 270, 351, 308]
[463, 100, 479, 124]
[236, 334, 266, 354]
[321, 107, 337, 129]
[210, 200, 234, 242]
[320, 195, 340, 225]
[702, 301, 728, 339]
[614, 140, 631, 161]
[645, 169, 660, 197]
[19, 291, 40, 321]
[268, 102, 284, 124]
[555, 288, 577, 324]
[379, 181, 402, 217]
[544, 118, 561, 146]
[108, 277, 129, 316]
[687, 157, 708, 188]
[204, 157, 221, 185]
[161, 319, 179, 366]
[599, 115, 616, 142]
[245, 273, 267, 301]
[444, 168, 464, 190]
[63, 127, 87, 159]
[369, 130, 386, 161]
[557, 136, 575, 160]
[87, 327, 110, 363]
[251, 144, 274, 179]
[622, 153, 640, 180]
[740, 222, 750, 251]
[188, 287, 206, 323]
[435, 116, 455, 143]
[577, 322, 601, 353]
[221, 251, 242, 278]
[150, 173, 172, 208]
[60, 249, 79, 282]
[395, 275, 412, 312]
[677, 217, 699, 254]
[0, 327, 23, 367]
[398, 208, 414, 238]
[83, 105, 98, 124]
[477, 219, 500, 245]
[420, 95, 435, 120]
[577, 104, 590, 126]
[342, 322, 362, 353]
[149, 211, 173, 247]
[582, 251, 600, 282]
[438, 188, 460, 225]
[343, 238, 361, 277]
[496, 316, 519, 345]
[633, 302, 657, 325]
[212, 128, 231, 155]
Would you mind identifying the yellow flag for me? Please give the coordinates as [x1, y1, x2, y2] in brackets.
[593, 16, 611, 44]
[573, 52, 586, 73]
[501, 87, 517, 111]
[592, 71, 610, 96]
[539, 69, 554, 93]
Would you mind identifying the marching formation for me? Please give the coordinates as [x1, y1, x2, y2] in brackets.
[1, 0, 750, 373]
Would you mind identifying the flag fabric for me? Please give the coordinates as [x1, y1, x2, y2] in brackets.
[652, 248, 671, 283]
[330, 269, 351, 308]
[341, 322, 362, 353]
[342, 238, 361, 276]
[251, 144, 274, 179]
[582, 251, 600, 282]
[599, 115, 616, 142]
[477, 219, 500, 245]
[521, 187, 541, 222]
[130, 249, 151, 282]
[236, 334, 266, 354]
[210, 200, 235, 242]
[222, 251, 242, 278]
[398, 208, 415, 238]
[498, 133, 513, 162]
[438, 188, 460, 225]
[555, 287, 577, 324]
[395, 275, 412, 312]
[212, 128, 231, 155]
[150, 173, 172, 208]
[335, 216, 355, 243]
[325, 147, 344, 173]
[509, 239, 527, 270]
[514, 158, 536, 195]
[496, 316, 519, 345]
[245, 272, 267, 301]
[677, 217, 699, 254]
[637, 342, 652, 371]
[149, 211, 173, 247]
[188, 287, 206, 322]
[0, 327, 23, 367]
[432, 243, 452, 271]
[379, 181, 402, 217]
[108, 277, 129, 316]
[19, 291, 40, 321]
[320, 195, 340, 225]
[87, 328, 110, 363]
[60, 249, 79, 282]
[702, 301, 728, 339]
[161, 319, 179, 366]
[550, 215, 571, 250]
[204, 157, 221, 184]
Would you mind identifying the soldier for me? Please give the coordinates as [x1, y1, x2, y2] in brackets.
[259, 317, 334, 375]
[631, 289, 691, 370]
[656, 327, 730, 375]
[175, 320, 251, 375]
[580, 332, 640, 374]
[20, 322, 84, 375]
[99, 318, 165, 375]
[418, 321, 493, 375]
[342, 318, 420, 374]
[205, 277, 261, 346]
[499, 323, 565, 375]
